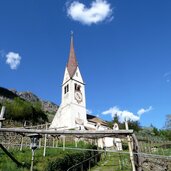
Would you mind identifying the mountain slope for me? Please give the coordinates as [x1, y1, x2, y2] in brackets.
[0, 87, 18, 100]
[0, 87, 58, 121]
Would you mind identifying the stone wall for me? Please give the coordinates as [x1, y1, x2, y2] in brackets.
[141, 157, 171, 171]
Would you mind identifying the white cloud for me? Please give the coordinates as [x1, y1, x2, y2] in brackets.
[102, 106, 139, 122]
[137, 106, 153, 116]
[163, 71, 171, 83]
[102, 106, 153, 123]
[67, 0, 113, 25]
[6, 52, 21, 70]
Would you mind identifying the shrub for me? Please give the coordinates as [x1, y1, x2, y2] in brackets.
[47, 145, 98, 171]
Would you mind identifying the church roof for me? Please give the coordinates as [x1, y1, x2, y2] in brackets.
[67, 33, 78, 78]
[87, 114, 108, 126]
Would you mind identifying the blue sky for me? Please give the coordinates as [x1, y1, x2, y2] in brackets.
[0, 0, 171, 128]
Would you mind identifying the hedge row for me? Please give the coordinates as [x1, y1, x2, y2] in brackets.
[47, 145, 99, 171]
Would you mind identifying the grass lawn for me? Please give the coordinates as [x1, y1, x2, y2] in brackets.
[90, 152, 132, 171]
[0, 147, 70, 171]
[0, 142, 92, 171]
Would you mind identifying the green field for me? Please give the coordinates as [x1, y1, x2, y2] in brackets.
[0, 142, 97, 171]
[0, 147, 69, 171]
[0, 143, 170, 171]
[90, 152, 132, 171]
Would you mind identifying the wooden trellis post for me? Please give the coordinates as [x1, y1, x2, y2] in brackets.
[56, 137, 58, 147]
[132, 134, 142, 171]
[63, 136, 65, 151]
[75, 137, 78, 147]
[52, 137, 54, 147]
[0, 106, 5, 128]
[39, 137, 42, 148]
[43, 123, 48, 157]
[20, 136, 24, 151]
[125, 121, 136, 171]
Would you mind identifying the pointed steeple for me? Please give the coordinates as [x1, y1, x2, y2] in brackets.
[67, 32, 78, 78]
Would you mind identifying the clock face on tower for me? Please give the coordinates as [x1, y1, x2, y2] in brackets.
[75, 91, 82, 103]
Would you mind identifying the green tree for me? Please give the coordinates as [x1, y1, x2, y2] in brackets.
[32, 102, 48, 123]
[152, 127, 160, 136]
[113, 114, 119, 123]
[159, 129, 171, 140]
[107, 115, 141, 132]
[127, 121, 141, 132]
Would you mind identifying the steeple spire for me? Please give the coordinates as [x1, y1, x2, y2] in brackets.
[67, 31, 78, 78]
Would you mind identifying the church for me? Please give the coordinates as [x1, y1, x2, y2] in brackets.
[50, 34, 122, 149]
[50, 34, 108, 131]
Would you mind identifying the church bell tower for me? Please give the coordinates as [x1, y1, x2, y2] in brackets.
[50, 33, 87, 129]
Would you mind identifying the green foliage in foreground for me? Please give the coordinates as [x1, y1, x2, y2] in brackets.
[47, 147, 97, 171]
[0, 143, 97, 171]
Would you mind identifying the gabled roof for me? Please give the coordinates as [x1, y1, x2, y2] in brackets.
[87, 114, 108, 126]
[67, 34, 78, 78]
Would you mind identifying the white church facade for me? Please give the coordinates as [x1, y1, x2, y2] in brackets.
[50, 34, 87, 129]
[50, 34, 122, 150]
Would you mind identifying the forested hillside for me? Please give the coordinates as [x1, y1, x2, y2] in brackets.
[0, 87, 59, 126]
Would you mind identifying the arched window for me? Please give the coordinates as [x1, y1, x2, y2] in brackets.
[75, 83, 81, 91]
[64, 84, 69, 94]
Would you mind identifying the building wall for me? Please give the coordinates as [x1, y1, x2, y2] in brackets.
[50, 67, 87, 129]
